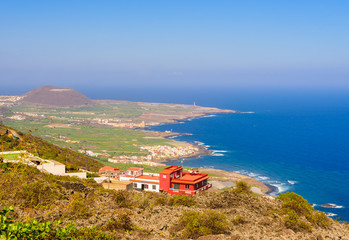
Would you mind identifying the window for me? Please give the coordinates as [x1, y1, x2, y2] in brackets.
[133, 183, 137, 188]
[174, 183, 180, 190]
[204, 179, 208, 185]
[185, 184, 189, 189]
[163, 175, 166, 178]
[152, 185, 156, 190]
[195, 183, 198, 189]
[144, 184, 148, 189]
[170, 174, 174, 178]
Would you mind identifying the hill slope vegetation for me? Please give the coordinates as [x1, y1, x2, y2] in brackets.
[0, 123, 103, 172]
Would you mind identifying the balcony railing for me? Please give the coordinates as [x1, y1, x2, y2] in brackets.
[169, 183, 212, 194]
[195, 183, 212, 193]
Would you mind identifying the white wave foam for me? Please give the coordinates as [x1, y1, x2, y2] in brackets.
[287, 180, 298, 185]
[269, 182, 290, 194]
[325, 212, 337, 217]
[194, 141, 204, 145]
[212, 150, 228, 153]
[212, 153, 224, 157]
[320, 203, 343, 209]
[258, 176, 270, 180]
[205, 145, 211, 148]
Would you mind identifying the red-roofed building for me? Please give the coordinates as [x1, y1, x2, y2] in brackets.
[98, 166, 121, 179]
[120, 166, 211, 195]
[159, 166, 211, 195]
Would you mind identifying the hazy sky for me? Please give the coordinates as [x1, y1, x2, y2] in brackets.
[1, 0, 349, 91]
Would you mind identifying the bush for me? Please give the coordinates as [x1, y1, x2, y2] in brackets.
[277, 192, 313, 216]
[0, 206, 117, 239]
[113, 190, 134, 208]
[307, 210, 331, 228]
[104, 213, 133, 232]
[175, 210, 228, 239]
[16, 180, 62, 208]
[277, 192, 332, 231]
[64, 192, 92, 219]
[284, 210, 312, 232]
[233, 180, 251, 194]
[169, 194, 196, 207]
[153, 193, 169, 206]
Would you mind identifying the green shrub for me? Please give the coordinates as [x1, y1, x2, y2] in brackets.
[113, 190, 133, 208]
[284, 210, 312, 232]
[64, 192, 92, 218]
[0, 206, 117, 239]
[175, 210, 228, 239]
[169, 194, 196, 207]
[233, 180, 251, 194]
[153, 193, 168, 206]
[277, 192, 332, 231]
[277, 192, 313, 216]
[16, 180, 62, 208]
[104, 213, 133, 232]
[307, 210, 331, 228]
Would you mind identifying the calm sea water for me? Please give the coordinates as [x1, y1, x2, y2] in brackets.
[4, 86, 349, 220]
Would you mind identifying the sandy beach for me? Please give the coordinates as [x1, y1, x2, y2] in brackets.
[199, 167, 273, 194]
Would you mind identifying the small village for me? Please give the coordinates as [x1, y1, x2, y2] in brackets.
[99, 165, 212, 195]
[107, 144, 200, 165]
[1, 150, 212, 196]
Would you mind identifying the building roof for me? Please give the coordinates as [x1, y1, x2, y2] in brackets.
[99, 166, 121, 173]
[110, 180, 132, 185]
[127, 167, 143, 171]
[130, 179, 160, 184]
[126, 174, 160, 183]
[160, 166, 183, 174]
[135, 175, 159, 181]
[171, 173, 209, 184]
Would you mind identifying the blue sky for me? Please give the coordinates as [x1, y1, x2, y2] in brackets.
[1, 0, 349, 92]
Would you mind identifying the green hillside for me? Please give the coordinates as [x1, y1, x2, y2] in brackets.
[0, 123, 103, 172]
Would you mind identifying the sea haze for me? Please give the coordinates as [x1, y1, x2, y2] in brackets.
[94, 86, 349, 221]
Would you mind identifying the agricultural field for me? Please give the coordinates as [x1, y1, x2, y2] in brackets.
[2, 119, 177, 160]
[1, 100, 230, 165]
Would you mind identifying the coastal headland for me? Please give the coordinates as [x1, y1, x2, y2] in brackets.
[0, 86, 272, 195]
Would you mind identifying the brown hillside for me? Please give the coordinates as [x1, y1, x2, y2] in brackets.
[1, 163, 349, 240]
[20, 85, 94, 107]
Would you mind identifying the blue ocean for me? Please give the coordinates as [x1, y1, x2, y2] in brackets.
[5, 86, 349, 220]
[78, 86, 349, 220]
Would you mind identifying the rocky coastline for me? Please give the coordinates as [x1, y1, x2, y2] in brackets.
[150, 118, 273, 195]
